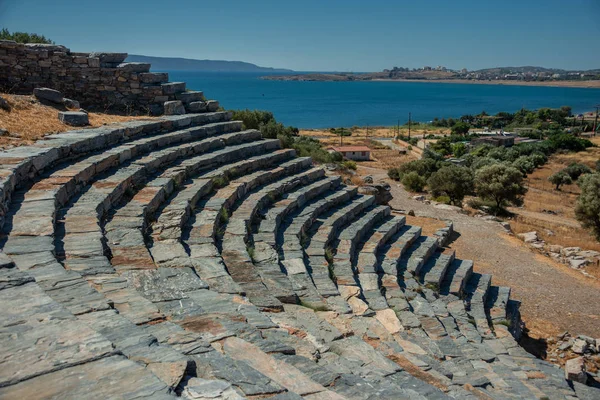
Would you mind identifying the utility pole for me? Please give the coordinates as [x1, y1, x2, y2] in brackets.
[408, 112, 412, 139]
[594, 105, 600, 136]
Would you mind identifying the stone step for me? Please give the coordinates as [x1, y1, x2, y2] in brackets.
[256, 175, 342, 246]
[463, 273, 493, 338]
[153, 148, 296, 241]
[486, 285, 511, 324]
[161, 82, 186, 95]
[116, 62, 151, 73]
[397, 236, 439, 279]
[176, 91, 205, 103]
[420, 251, 456, 290]
[220, 167, 326, 309]
[106, 139, 284, 275]
[139, 72, 169, 84]
[57, 129, 263, 274]
[439, 259, 473, 296]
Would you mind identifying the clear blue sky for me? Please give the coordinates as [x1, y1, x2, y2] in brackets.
[1, 0, 599, 71]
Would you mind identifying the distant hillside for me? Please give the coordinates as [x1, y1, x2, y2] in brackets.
[126, 55, 293, 73]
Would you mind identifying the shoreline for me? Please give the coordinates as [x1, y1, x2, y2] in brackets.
[371, 78, 600, 89]
[264, 75, 600, 89]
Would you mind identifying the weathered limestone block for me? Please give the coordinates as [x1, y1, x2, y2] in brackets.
[207, 100, 220, 112]
[117, 62, 151, 73]
[58, 111, 89, 126]
[89, 52, 127, 63]
[164, 100, 186, 115]
[33, 87, 64, 103]
[139, 72, 169, 83]
[565, 357, 587, 383]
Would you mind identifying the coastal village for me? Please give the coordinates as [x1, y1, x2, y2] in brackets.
[1, 14, 600, 400]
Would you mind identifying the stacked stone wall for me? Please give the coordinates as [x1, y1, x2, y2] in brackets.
[0, 40, 182, 114]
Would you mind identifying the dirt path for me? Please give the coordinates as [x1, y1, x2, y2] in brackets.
[361, 166, 600, 338]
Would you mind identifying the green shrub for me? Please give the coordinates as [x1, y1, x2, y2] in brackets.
[575, 174, 600, 240]
[548, 134, 593, 152]
[401, 171, 426, 192]
[388, 167, 401, 181]
[396, 158, 440, 181]
[512, 156, 536, 175]
[0, 28, 54, 44]
[433, 195, 451, 204]
[231, 109, 275, 130]
[452, 142, 467, 157]
[342, 160, 357, 170]
[451, 121, 471, 135]
[564, 163, 592, 180]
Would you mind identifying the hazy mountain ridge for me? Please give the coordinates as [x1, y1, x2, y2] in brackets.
[126, 55, 293, 73]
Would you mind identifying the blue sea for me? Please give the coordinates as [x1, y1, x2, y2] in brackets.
[168, 71, 600, 129]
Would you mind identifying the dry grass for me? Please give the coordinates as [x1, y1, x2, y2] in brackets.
[300, 126, 451, 139]
[404, 215, 446, 237]
[509, 138, 600, 256]
[0, 94, 153, 149]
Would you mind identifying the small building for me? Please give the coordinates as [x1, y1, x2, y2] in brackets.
[330, 146, 371, 161]
[471, 135, 515, 147]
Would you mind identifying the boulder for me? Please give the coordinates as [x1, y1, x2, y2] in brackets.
[164, 101, 185, 116]
[565, 357, 587, 384]
[33, 87, 64, 104]
[0, 95, 10, 111]
[58, 111, 89, 126]
[413, 195, 426, 201]
[517, 231, 538, 243]
[363, 175, 374, 184]
[63, 98, 80, 109]
[359, 184, 392, 205]
[0, 128, 8, 137]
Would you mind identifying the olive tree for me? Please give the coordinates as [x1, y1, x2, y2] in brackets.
[548, 171, 572, 190]
[427, 165, 474, 206]
[475, 164, 527, 213]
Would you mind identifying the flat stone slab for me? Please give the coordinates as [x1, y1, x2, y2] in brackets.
[59, 111, 89, 126]
[0, 355, 171, 399]
[0, 279, 114, 387]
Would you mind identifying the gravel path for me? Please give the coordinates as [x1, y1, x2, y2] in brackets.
[362, 166, 600, 338]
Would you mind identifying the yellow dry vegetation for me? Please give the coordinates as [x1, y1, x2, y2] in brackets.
[0, 93, 153, 149]
[509, 136, 600, 257]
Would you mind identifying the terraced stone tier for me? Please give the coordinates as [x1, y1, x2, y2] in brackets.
[1, 113, 598, 399]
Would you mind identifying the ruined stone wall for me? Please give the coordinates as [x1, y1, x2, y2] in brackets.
[0, 40, 181, 114]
